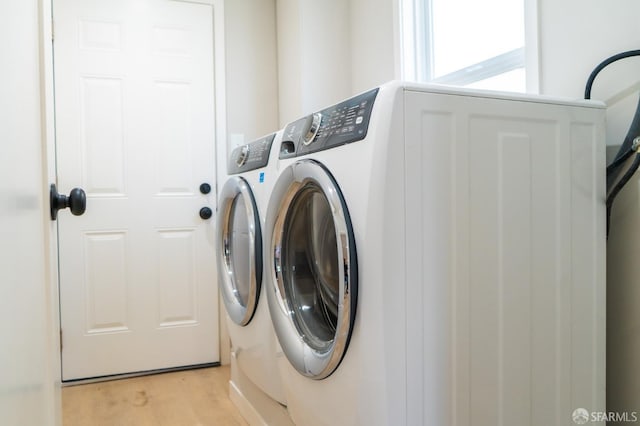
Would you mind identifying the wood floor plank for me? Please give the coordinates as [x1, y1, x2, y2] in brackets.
[62, 365, 248, 426]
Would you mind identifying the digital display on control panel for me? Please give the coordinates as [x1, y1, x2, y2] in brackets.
[280, 88, 379, 158]
[227, 133, 275, 175]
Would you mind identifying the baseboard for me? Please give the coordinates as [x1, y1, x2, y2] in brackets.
[228, 364, 294, 426]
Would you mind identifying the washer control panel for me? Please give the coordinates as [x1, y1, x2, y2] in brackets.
[227, 133, 275, 174]
[279, 87, 379, 158]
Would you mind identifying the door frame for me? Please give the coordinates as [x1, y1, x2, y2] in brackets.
[40, 0, 230, 382]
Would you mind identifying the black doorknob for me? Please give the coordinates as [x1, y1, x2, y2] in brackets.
[199, 183, 211, 194]
[50, 184, 86, 220]
[199, 207, 213, 220]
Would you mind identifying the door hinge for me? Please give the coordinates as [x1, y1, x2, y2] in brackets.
[51, 20, 54, 42]
[60, 329, 63, 352]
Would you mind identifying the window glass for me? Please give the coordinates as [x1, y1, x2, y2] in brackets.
[403, 0, 527, 92]
[432, 0, 524, 78]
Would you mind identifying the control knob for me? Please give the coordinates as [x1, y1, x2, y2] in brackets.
[302, 113, 322, 146]
[236, 144, 250, 167]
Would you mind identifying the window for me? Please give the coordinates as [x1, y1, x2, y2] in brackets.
[402, 0, 527, 92]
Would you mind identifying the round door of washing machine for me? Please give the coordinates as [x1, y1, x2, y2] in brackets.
[267, 159, 357, 379]
[217, 176, 262, 326]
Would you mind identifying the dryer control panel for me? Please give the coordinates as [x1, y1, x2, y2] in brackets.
[227, 133, 275, 175]
[279, 88, 379, 158]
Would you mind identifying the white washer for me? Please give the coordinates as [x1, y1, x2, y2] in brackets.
[264, 81, 606, 425]
[216, 132, 293, 425]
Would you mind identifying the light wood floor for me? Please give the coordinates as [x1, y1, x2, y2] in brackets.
[62, 365, 248, 426]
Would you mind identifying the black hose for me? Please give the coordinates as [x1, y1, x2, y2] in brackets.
[585, 49, 640, 99]
[610, 95, 640, 169]
[607, 147, 634, 176]
[607, 152, 640, 237]
[584, 49, 640, 237]
[585, 50, 640, 173]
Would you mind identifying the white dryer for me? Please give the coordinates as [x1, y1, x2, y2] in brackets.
[264, 81, 606, 425]
[216, 132, 292, 425]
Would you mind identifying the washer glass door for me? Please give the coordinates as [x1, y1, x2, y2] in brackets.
[217, 176, 262, 326]
[269, 160, 357, 379]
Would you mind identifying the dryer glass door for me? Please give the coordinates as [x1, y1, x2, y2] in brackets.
[217, 176, 262, 326]
[269, 160, 357, 379]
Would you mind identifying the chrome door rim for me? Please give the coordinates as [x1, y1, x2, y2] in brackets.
[269, 159, 357, 379]
[217, 176, 262, 326]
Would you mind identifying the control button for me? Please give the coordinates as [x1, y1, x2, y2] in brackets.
[356, 116, 364, 124]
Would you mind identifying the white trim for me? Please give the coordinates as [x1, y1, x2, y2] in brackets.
[210, 0, 230, 366]
[399, 0, 421, 81]
[39, 0, 62, 424]
[399, 0, 434, 82]
[524, 0, 540, 93]
[392, 0, 403, 80]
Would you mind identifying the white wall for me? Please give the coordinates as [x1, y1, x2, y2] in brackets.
[349, 0, 399, 95]
[276, 0, 399, 126]
[224, 0, 279, 148]
[0, 1, 60, 425]
[225, 0, 400, 129]
[276, 0, 351, 126]
[536, 0, 640, 98]
[536, 0, 640, 150]
[535, 0, 640, 416]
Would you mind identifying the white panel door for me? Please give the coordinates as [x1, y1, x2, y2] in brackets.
[54, 0, 220, 380]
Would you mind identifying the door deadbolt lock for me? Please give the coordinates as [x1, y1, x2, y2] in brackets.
[199, 207, 212, 220]
[199, 183, 211, 194]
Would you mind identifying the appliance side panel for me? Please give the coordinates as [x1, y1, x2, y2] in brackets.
[469, 115, 535, 426]
[405, 89, 605, 426]
[464, 99, 605, 426]
[467, 107, 537, 426]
